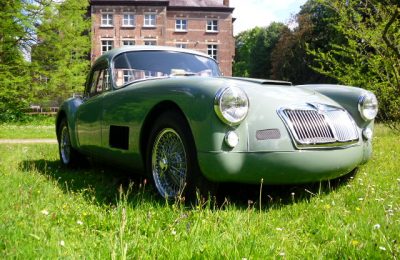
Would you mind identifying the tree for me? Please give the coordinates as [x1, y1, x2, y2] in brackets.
[309, 0, 400, 128]
[32, 0, 90, 106]
[271, 0, 339, 84]
[0, 0, 34, 121]
[0, 0, 90, 121]
[233, 23, 286, 79]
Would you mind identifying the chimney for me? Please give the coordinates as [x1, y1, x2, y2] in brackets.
[223, 0, 229, 6]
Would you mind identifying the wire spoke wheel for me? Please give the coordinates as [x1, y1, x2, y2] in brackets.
[57, 118, 83, 167]
[60, 124, 71, 164]
[151, 128, 187, 199]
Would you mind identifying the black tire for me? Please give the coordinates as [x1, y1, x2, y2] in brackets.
[146, 110, 216, 202]
[57, 118, 82, 167]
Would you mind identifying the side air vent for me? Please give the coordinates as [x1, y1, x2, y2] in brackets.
[256, 129, 281, 140]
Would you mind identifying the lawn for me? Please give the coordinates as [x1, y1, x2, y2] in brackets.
[0, 125, 399, 258]
[0, 116, 55, 139]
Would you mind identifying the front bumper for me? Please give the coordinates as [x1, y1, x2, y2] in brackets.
[198, 144, 367, 184]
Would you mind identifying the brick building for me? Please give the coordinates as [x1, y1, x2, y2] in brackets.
[90, 0, 235, 76]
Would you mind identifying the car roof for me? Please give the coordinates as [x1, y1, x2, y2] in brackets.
[93, 45, 214, 67]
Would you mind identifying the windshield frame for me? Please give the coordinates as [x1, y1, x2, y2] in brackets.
[110, 50, 221, 89]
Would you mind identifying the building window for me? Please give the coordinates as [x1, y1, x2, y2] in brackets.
[122, 14, 135, 27]
[176, 43, 187, 48]
[122, 40, 135, 46]
[101, 13, 113, 27]
[144, 40, 156, 46]
[123, 70, 133, 84]
[101, 40, 113, 54]
[175, 19, 187, 31]
[206, 20, 218, 32]
[144, 14, 156, 27]
[145, 71, 156, 78]
[207, 44, 218, 60]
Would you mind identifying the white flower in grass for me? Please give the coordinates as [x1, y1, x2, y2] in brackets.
[77, 220, 83, 225]
[59, 240, 65, 247]
[171, 229, 177, 235]
[41, 209, 49, 216]
[276, 228, 283, 231]
[379, 246, 386, 251]
[279, 252, 285, 256]
[358, 197, 364, 201]
[373, 224, 381, 229]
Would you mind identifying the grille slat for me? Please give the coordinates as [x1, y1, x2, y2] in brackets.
[280, 105, 359, 148]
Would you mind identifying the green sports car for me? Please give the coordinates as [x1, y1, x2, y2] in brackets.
[56, 46, 378, 199]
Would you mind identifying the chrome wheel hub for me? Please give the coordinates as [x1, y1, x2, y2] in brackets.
[152, 128, 187, 199]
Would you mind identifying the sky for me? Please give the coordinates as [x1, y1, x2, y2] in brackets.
[230, 0, 308, 35]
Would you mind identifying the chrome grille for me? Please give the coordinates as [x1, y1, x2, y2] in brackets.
[325, 110, 359, 142]
[278, 103, 359, 148]
[283, 110, 335, 143]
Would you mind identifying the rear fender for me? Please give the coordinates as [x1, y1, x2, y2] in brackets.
[56, 97, 83, 149]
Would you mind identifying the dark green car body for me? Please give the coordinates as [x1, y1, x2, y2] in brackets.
[56, 46, 377, 197]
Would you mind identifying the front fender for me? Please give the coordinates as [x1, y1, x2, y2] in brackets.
[296, 84, 372, 128]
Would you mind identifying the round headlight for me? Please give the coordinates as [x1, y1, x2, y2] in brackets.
[358, 92, 378, 121]
[214, 86, 249, 125]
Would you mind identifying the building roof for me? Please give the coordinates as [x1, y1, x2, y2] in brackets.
[169, 0, 226, 7]
[90, 0, 233, 10]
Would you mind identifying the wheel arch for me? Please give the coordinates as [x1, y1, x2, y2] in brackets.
[56, 110, 67, 140]
[55, 98, 83, 148]
[139, 100, 194, 169]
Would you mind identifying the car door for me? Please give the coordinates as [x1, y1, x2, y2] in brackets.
[76, 64, 112, 155]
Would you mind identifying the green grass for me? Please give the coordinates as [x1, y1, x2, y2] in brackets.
[0, 125, 399, 258]
[0, 116, 56, 139]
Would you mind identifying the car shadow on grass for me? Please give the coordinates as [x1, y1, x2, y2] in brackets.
[217, 170, 357, 210]
[21, 159, 357, 210]
[21, 159, 158, 207]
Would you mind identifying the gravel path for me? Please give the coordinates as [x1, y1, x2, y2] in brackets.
[0, 139, 57, 144]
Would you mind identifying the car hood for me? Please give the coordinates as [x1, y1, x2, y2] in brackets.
[223, 77, 338, 107]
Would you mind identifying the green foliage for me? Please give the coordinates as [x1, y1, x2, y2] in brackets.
[233, 23, 286, 78]
[0, 0, 90, 122]
[270, 0, 339, 84]
[32, 0, 91, 105]
[308, 0, 400, 128]
[0, 125, 399, 258]
[0, 0, 33, 121]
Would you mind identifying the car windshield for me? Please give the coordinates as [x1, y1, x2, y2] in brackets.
[113, 50, 221, 88]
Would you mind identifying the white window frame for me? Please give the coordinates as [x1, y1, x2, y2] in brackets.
[144, 40, 157, 46]
[175, 19, 187, 32]
[176, 43, 187, 49]
[122, 40, 135, 46]
[101, 13, 113, 27]
[207, 44, 218, 60]
[101, 40, 113, 54]
[144, 13, 156, 27]
[122, 13, 135, 27]
[123, 70, 133, 84]
[206, 20, 218, 32]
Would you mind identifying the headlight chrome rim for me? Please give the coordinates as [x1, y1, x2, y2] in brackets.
[358, 92, 378, 121]
[214, 86, 249, 126]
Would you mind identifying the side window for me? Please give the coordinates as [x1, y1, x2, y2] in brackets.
[89, 68, 111, 96]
